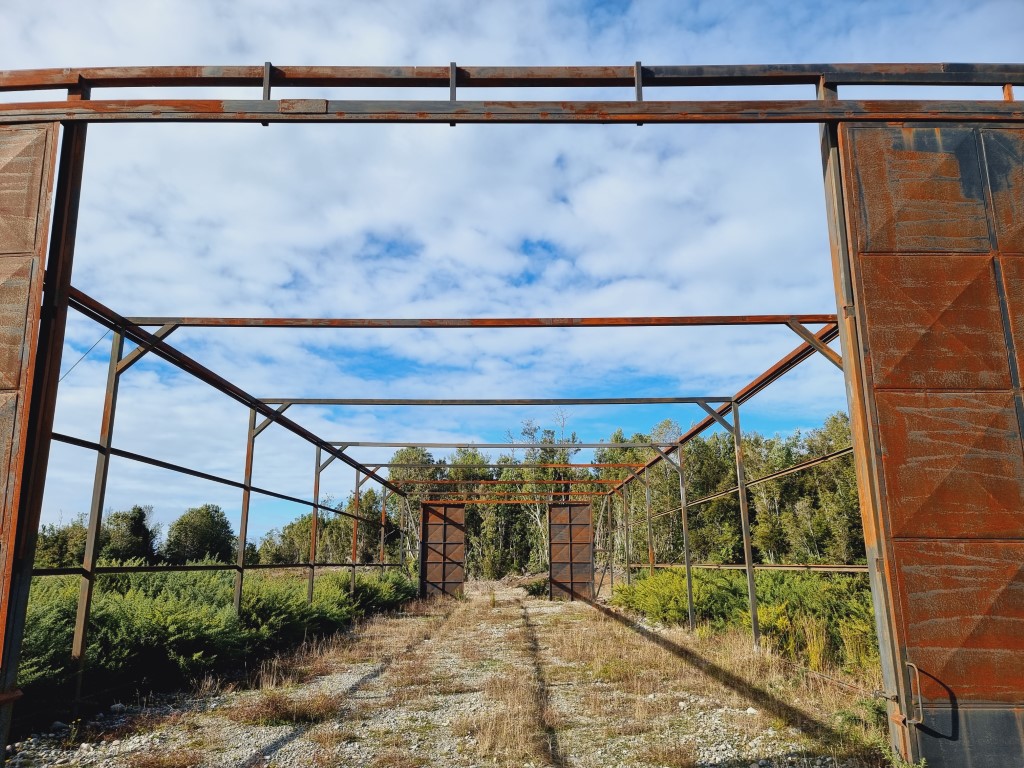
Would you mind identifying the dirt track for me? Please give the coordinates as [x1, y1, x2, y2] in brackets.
[11, 582, 886, 768]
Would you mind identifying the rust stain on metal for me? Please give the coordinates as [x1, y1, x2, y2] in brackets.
[891, 539, 1024, 703]
[419, 503, 465, 597]
[875, 391, 1024, 538]
[841, 122, 1024, 764]
[857, 254, 1010, 390]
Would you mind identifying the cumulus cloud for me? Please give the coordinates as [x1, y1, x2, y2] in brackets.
[3, 0, 1020, 537]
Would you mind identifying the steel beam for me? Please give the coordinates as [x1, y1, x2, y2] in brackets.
[3, 63, 1024, 92]
[733, 404, 760, 649]
[0, 98, 1022, 126]
[233, 409, 256, 612]
[66, 287, 404, 496]
[72, 332, 124, 696]
[128, 314, 837, 328]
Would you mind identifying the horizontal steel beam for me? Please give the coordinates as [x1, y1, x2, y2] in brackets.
[1, 98, 1022, 126]
[626, 562, 868, 573]
[611, 323, 841, 493]
[2, 63, 1023, 92]
[66, 287, 405, 497]
[32, 561, 402, 577]
[51, 432, 378, 524]
[686, 446, 854, 507]
[125, 314, 838, 328]
[263, 397, 732, 406]
[333, 441, 686, 449]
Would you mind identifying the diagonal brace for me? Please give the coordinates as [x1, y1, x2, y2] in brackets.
[786, 319, 843, 370]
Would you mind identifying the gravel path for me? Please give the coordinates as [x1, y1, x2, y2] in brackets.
[8, 582, 887, 768]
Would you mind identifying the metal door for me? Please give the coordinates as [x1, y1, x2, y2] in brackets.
[834, 124, 1024, 766]
[549, 503, 593, 600]
[419, 503, 466, 597]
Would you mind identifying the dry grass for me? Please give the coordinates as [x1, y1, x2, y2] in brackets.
[637, 740, 700, 768]
[124, 749, 204, 768]
[369, 749, 427, 768]
[453, 670, 551, 764]
[223, 689, 343, 726]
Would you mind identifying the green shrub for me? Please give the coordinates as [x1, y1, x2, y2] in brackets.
[17, 565, 416, 721]
[612, 568, 879, 675]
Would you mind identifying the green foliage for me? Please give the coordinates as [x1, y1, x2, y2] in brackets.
[612, 568, 879, 675]
[100, 505, 158, 563]
[19, 568, 416, 710]
[162, 504, 234, 564]
[34, 515, 89, 568]
[522, 578, 548, 597]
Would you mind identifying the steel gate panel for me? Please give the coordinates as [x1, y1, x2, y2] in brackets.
[838, 124, 1024, 766]
[0, 124, 57, 657]
[548, 503, 593, 600]
[419, 503, 465, 597]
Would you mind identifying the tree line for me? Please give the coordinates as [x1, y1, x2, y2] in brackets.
[35, 411, 860, 574]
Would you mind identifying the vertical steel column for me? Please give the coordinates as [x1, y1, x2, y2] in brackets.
[618, 489, 626, 585]
[350, 470, 360, 592]
[606, 493, 614, 593]
[644, 470, 655, 577]
[399, 496, 407, 569]
[676, 459, 696, 632]
[233, 409, 257, 613]
[307, 446, 321, 605]
[732, 403, 760, 649]
[72, 331, 124, 697]
[379, 488, 388, 572]
[817, 78, 907, 759]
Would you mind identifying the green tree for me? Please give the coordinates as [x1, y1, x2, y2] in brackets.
[34, 514, 90, 568]
[162, 503, 234, 564]
[100, 505, 158, 563]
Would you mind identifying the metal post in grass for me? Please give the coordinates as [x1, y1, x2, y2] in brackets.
[644, 470, 655, 577]
[234, 408, 257, 613]
[732, 402, 761, 649]
[72, 331, 124, 701]
[307, 447, 321, 605]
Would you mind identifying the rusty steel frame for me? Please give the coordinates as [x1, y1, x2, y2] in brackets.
[0, 63, 1016, 765]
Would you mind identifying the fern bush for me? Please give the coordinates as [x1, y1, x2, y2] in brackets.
[17, 565, 415, 718]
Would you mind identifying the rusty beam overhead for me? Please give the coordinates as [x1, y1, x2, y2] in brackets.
[65, 287, 406, 497]
[263, 397, 732, 406]
[332, 441, 687, 449]
[610, 323, 841, 493]
[2, 63, 1024, 92]
[1, 98, 1022, 126]
[124, 314, 838, 328]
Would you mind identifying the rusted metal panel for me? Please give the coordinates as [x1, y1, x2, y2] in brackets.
[857, 254, 1009, 390]
[874, 391, 1024, 538]
[419, 503, 465, 597]
[0, 124, 56, 648]
[981, 130, 1024, 252]
[891, 540, 1024, 703]
[548, 503, 593, 601]
[839, 123, 1024, 765]
[845, 126, 991, 254]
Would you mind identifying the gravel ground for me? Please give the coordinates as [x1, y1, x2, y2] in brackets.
[6, 582, 887, 768]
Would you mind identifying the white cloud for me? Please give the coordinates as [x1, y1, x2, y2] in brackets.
[4, 0, 1020, 538]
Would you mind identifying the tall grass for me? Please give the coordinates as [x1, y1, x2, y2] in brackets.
[611, 568, 879, 677]
[17, 566, 416, 724]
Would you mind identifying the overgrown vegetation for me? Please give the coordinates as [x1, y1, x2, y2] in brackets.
[18, 569, 415, 724]
[611, 568, 880, 677]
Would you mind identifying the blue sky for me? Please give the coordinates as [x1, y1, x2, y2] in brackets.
[2, 0, 1021, 540]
